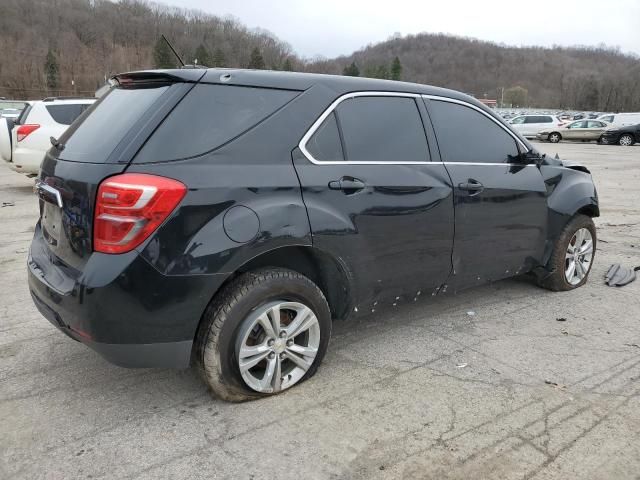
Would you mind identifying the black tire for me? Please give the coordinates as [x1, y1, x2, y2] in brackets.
[194, 268, 331, 402]
[537, 214, 596, 291]
[548, 132, 562, 143]
[598, 135, 608, 145]
[619, 134, 635, 146]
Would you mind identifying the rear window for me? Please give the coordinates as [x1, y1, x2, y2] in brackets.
[134, 84, 298, 163]
[57, 86, 169, 162]
[45, 104, 90, 125]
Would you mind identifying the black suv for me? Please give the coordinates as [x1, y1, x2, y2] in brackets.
[29, 69, 599, 401]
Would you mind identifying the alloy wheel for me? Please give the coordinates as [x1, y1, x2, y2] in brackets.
[549, 133, 561, 143]
[619, 134, 633, 146]
[237, 301, 320, 394]
[564, 228, 594, 285]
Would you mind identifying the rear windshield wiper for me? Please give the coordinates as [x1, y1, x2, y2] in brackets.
[50, 136, 65, 151]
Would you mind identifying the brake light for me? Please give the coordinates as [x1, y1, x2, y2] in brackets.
[94, 173, 186, 254]
[17, 124, 40, 142]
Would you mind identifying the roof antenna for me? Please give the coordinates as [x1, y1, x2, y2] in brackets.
[161, 34, 185, 67]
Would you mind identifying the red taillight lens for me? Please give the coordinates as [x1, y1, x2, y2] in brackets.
[94, 173, 186, 254]
[17, 124, 40, 142]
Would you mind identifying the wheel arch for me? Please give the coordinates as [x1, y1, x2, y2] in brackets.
[212, 245, 354, 323]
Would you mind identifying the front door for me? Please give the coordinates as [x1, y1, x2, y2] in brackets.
[293, 93, 455, 309]
[425, 97, 548, 289]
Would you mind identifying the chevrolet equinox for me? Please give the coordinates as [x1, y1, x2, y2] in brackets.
[29, 69, 599, 401]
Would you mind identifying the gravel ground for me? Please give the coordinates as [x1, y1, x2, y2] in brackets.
[1, 142, 639, 480]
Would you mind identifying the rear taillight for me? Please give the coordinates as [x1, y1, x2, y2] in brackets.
[17, 124, 40, 142]
[94, 173, 186, 254]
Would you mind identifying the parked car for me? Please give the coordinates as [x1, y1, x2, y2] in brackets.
[509, 114, 563, 137]
[8, 97, 95, 175]
[597, 112, 640, 128]
[0, 108, 21, 119]
[29, 69, 599, 401]
[536, 120, 610, 143]
[599, 123, 640, 146]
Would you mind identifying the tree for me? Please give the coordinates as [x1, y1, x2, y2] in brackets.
[504, 86, 528, 107]
[343, 62, 360, 77]
[376, 64, 389, 79]
[391, 56, 402, 81]
[153, 37, 175, 69]
[194, 43, 211, 66]
[282, 58, 293, 71]
[213, 48, 226, 67]
[248, 47, 265, 69]
[44, 48, 59, 93]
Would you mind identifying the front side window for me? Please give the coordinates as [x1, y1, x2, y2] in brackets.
[510, 116, 525, 124]
[429, 100, 519, 164]
[334, 96, 429, 162]
[569, 121, 587, 129]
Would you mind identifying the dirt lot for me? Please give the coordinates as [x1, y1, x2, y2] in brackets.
[1, 142, 639, 480]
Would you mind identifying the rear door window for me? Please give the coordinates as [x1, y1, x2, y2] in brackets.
[57, 86, 169, 162]
[306, 112, 344, 162]
[135, 84, 298, 163]
[45, 104, 87, 125]
[334, 96, 429, 162]
[429, 100, 519, 163]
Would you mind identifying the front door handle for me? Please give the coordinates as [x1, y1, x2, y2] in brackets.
[458, 179, 484, 195]
[329, 177, 366, 193]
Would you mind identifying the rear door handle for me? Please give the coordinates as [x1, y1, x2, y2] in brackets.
[329, 177, 366, 193]
[458, 179, 484, 195]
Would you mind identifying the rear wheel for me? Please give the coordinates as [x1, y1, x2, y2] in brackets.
[194, 268, 331, 402]
[538, 214, 596, 291]
[548, 132, 562, 143]
[619, 134, 634, 146]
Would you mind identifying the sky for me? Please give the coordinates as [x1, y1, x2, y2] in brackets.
[174, 0, 640, 59]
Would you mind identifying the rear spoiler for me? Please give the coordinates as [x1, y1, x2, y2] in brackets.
[111, 69, 206, 88]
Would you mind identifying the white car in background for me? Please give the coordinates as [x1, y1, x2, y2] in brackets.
[1, 97, 95, 175]
[508, 114, 564, 138]
[597, 112, 640, 127]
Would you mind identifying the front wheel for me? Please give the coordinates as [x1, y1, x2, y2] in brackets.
[619, 134, 635, 146]
[548, 132, 562, 143]
[598, 135, 609, 145]
[538, 214, 596, 291]
[194, 268, 331, 402]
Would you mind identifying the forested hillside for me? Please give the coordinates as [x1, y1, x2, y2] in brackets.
[1, 0, 639, 111]
[0, 0, 297, 98]
[309, 34, 640, 111]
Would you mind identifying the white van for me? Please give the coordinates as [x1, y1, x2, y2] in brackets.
[597, 113, 640, 127]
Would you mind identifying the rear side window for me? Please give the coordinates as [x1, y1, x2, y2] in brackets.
[587, 121, 606, 128]
[58, 86, 169, 162]
[429, 100, 519, 163]
[306, 112, 344, 161]
[45, 104, 88, 125]
[135, 84, 298, 163]
[334, 96, 429, 162]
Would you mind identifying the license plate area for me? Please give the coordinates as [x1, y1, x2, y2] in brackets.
[42, 202, 62, 246]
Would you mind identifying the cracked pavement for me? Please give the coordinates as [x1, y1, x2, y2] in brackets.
[1, 142, 639, 479]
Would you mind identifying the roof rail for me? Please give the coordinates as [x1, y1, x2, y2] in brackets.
[42, 96, 95, 102]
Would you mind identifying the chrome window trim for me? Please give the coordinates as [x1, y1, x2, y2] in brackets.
[298, 91, 430, 165]
[422, 94, 530, 152]
[297, 90, 531, 166]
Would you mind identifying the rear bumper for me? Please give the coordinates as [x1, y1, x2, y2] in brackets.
[11, 149, 44, 174]
[28, 223, 226, 368]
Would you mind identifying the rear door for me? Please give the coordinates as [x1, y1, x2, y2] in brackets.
[424, 97, 547, 289]
[294, 93, 454, 307]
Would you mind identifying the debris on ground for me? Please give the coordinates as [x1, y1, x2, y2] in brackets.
[466, 311, 476, 316]
[556, 317, 567, 322]
[624, 343, 640, 349]
[545, 380, 567, 389]
[605, 264, 639, 287]
[456, 363, 468, 368]
[1, 202, 14, 207]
